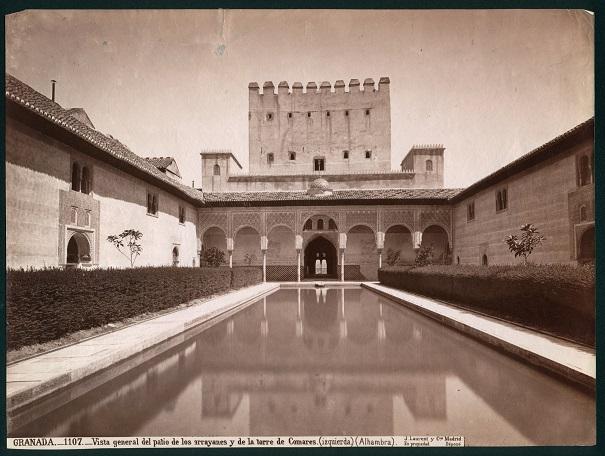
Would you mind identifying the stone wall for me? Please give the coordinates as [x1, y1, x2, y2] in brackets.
[451, 137, 594, 265]
[6, 117, 198, 269]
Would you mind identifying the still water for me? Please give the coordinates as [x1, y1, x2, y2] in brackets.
[10, 287, 594, 445]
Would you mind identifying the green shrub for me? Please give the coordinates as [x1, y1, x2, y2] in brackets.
[378, 264, 595, 346]
[7, 266, 262, 350]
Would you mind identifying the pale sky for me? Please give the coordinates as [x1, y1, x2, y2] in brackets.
[5, 9, 594, 188]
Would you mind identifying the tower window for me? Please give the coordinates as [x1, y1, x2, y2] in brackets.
[314, 158, 325, 171]
[307, 112, 312, 118]
[288, 112, 293, 119]
[266, 113, 273, 121]
[426, 159, 433, 172]
[578, 154, 592, 186]
[365, 150, 372, 159]
[179, 206, 185, 224]
[71, 162, 81, 192]
[343, 150, 349, 159]
[267, 153, 274, 164]
[213, 164, 221, 176]
[317, 219, 324, 230]
[365, 109, 370, 116]
[147, 192, 158, 216]
[289, 151, 296, 161]
[345, 110, 349, 117]
[326, 111, 330, 117]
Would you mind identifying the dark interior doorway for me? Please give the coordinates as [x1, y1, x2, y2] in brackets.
[578, 227, 594, 262]
[304, 236, 337, 279]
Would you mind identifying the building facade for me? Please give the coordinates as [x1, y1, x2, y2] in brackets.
[4, 74, 595, 280]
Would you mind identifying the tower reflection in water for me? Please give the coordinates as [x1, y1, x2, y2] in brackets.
[11, 288, 594, 446]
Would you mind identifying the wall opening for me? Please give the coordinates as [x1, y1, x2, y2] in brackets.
[66, 232, 91, 265]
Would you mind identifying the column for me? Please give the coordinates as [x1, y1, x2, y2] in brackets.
[339, 233, 347, 282]
[378, 249, 383, 269]
[295, 235, 303, 282]
[376, 231, 384, 270]
[261, 235, 268, 282]
[227, 237, 234, 268]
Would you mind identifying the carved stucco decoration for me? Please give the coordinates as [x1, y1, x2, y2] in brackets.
[266, 211, 297, 234]
[381, 209, 416, 233]
[232, 211, 263, 236]
[344, 209, 378, 232]
[199, 212, 229, 237]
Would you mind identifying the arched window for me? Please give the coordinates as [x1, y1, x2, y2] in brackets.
[482, 254, 488, 266]
[328, 219, 337, 230]
[267, 153, 274, 164]
[303, 219, 313, 231]
[81, 166, 91, 194]
[71, 162, 81, 192]
[426, 159, 433, 172]
[317, 219, 324, 230]
[343, 150, 349, 159]
[579, 155, 592, 186]
[213, 164, 221, 176]
[172, 246, 179, 266]
[289, 151, 296, 161]
[580, 205, 588, 222]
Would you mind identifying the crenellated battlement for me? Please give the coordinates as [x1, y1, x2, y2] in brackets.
[249, 77, 390, 95]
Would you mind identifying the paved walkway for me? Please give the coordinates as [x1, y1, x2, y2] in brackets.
[362, 283, 595, 388]
[7, 282, 279, 411]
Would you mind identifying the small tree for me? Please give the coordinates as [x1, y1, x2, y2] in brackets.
[385, 248, 401, 266]
[244, 253, 257, 266]
[414, 245, 433, 267]
[201, 247, 225, 267]
[504, 224, 546, 265]
[107, 229, 143, 267]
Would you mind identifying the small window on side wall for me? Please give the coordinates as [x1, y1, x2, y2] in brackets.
[343, 150, 349, 159]
[179, 206, 185, 224]
[147, 192, 158, 216]
[289, 151, 296, 161]
[266, 112, 273, 121]
[578, 154, 592, 186]
[496, 187, 508, 212]
[314, 158, 325, 171]
[467, 201, 475, 221]
[365, 150, 372, 159]
[580, 205, 588, 222]
[71, 163, 81, 192]
[426, 159, 433, 172]
[213, 164, 221, 176]
[267, 153, 274, 164]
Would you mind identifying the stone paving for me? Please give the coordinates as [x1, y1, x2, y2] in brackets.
[362, 282, 595, 388]
[6, 282, 279, 411]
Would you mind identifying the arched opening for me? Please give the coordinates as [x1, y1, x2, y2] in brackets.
[426, 159, 433, 172]
[201, 227, 227, 266]
[578, 227, 594, 263]
[347, 225, 377, 280]
[303, 219, 313, 231]
[213, 164, 221, 176]
[234, 226, 262, 266]
[384, 225, 415, 265]
[302, 215, 337, 232]
[81, 166, 91, 194]
[172, 246, 179, 267]
[421, 225, 450, 264]
[317, 219, 324, 230]
[66, 232, 91, 265]
[267, 225, 296, 264]
[304, 236, 337, 279]
[482, 254, 488, 266]
[71, 162, 81, 192]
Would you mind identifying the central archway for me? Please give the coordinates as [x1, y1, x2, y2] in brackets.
[304, 236, 337, 279]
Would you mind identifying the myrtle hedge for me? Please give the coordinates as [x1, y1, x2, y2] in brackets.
[378, 264, 595, 346]
[7, 266, 262, 350]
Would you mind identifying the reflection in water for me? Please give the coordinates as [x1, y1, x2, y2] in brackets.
[10, 288, 594, 445]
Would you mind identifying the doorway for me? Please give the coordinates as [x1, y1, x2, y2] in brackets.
[304, 236, 337, 279]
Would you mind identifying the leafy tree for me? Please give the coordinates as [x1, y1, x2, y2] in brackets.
[244, 253, 257, 266]
[504, 224, 546, 265]
[414, 245, 434, 267]
[107, 229, 143, 267]
[201, 246, 225, 267]
[385, 248, 401, 266]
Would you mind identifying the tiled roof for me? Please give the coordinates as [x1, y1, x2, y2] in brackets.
[5, 74, 204, 204]
[205, 187, 463, 205]
[145, 156, 176, 170]
[451, 117, 594, 202]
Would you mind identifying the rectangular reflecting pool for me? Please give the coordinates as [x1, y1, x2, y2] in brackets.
[8, 287, 595, 446]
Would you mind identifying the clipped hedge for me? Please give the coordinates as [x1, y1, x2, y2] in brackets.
[231, 266, 263, 288]
[7, 266, 262, 350]
[378, 264, 595, 346]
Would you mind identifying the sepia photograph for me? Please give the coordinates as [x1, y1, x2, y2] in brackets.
[4, 7, 596, 449]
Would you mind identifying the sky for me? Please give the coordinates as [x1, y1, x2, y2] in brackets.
[5, 9, 594, 188]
